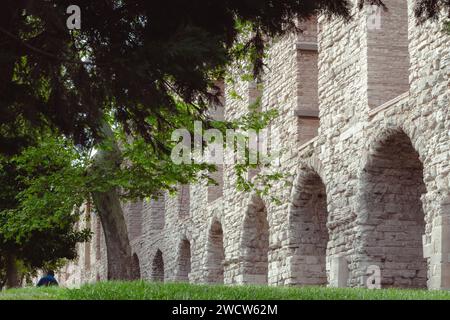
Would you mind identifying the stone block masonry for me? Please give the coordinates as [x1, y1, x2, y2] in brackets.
[59, 0, 450, 290]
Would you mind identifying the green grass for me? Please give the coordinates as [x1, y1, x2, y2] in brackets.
[1, 281, 450, 300]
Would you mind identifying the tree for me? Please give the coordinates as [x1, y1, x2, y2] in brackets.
[4, 0, 447, 149]
[0, 137, 91, 288]
[0, 0, 447, 281]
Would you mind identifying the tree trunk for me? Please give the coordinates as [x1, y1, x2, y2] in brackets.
[5, 253, 20, 289]
[91, 188, 134, 280]
[90, 123, 136, 281]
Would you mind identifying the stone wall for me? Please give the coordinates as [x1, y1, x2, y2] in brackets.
[58, 202, 108, 287]
[59, 0, 450, 290]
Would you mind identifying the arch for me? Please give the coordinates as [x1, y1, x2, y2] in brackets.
[362, 123, 426, 174]
[240, 194, 270, 284]
[288, 166, 329, 285]
[151, 249, 164, 282]
[131, 253, 141, 280]
[177, 239, 191, 282]
[205, 219, 225, 284]
[359, 128, 427, 288]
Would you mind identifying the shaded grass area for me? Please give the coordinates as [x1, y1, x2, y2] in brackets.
[2, 281, 450, 300]
[0, 286, 62, 300]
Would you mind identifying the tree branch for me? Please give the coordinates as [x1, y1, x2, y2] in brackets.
[0, 26, 98, 67]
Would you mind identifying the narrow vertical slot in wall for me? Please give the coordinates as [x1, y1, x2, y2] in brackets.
[366, 0, 410, 109]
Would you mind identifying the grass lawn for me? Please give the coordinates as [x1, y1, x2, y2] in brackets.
[1, 281, 450, 300]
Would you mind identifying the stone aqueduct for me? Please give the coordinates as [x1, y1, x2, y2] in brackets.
[60, 0, 450, 290]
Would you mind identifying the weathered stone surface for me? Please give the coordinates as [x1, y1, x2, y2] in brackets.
[58, 1, 449, 290]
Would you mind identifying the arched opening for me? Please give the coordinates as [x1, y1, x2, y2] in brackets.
[241, 195, 269, 284]
[289, 169, 328, 285]
[361, 129, 427, 288]
[151, 249, 164, 282]
[131, 253, 141, 280]
[178, 239, 191, 282]
[205, 220, 225, 284]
